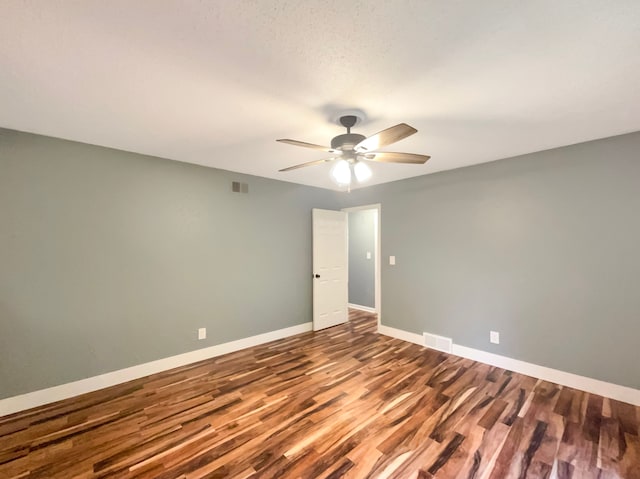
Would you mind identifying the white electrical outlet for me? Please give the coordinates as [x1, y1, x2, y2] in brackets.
[366, 251, 371, 259]
[198, 327, 207, 340]
[389, 255, 396, 265]
[490, 331, 499, 344]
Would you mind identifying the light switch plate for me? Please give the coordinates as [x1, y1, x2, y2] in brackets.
[366, 251, 371, 259]
[389, 255, 396, 265]
[198, 328, 207, 340]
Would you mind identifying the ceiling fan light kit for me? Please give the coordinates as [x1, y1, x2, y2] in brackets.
[277, 113, 431, 189]
[329, 159, 372, 187]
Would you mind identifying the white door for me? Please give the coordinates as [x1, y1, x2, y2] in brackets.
[312, 208, 348, 331]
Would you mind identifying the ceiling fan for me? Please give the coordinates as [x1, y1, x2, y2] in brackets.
[276, 115, 430, 187]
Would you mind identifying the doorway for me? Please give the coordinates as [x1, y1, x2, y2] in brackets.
[343, 204, 381, 328]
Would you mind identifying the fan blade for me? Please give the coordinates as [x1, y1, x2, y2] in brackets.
[363, 151, 430, 164]
[277, 139, 338, 153]
[279, 158, 334, 172]
[355, 123, 417, 152]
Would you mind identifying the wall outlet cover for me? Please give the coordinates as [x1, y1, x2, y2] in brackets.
[389, 255, 396, 265]
[490, 331, 499, 344]
[198, 328, 207, 340]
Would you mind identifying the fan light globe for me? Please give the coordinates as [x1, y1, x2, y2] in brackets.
[330, 159, 351, 186]
[353, 161, 372, 183]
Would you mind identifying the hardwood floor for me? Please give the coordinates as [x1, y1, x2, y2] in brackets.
[1, 310, 638, 478]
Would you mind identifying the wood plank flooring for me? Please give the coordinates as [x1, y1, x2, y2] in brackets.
[1, 310, 638, 478]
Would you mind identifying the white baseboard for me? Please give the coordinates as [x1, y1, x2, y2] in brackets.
[348, 303, 377, 313]
[378, 324, 640, 407]
[378, 325, 423, 346]
[0, 322, 313, 418]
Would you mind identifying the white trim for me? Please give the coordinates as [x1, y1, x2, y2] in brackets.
[374, 206, 381, 327]
[0, 322, 312, 418]
[451, 344, 640, 406]
[377, 324, 640, 406]
[378, 325, 423, 346]
[342, 203, 382, 328]
[348, 303, 376, 313]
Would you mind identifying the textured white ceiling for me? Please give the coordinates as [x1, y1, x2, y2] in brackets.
[1, 1, 640, 190]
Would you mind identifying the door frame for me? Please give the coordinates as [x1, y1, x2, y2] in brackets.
[341, 203, 382, 329]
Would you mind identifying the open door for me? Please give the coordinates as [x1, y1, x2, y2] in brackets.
[312, 208, 348, 331]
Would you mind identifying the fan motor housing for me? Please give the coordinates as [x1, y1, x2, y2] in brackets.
[331, 133, 366, 151]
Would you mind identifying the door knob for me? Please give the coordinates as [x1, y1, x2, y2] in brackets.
[314, 274, 321, 278]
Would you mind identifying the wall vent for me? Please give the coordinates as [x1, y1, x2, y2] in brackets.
[232, 181, 249, 193]
[423, 332, 453, 353]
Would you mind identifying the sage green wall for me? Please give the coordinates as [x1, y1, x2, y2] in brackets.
[3, 127, 640, 399]
[348, 209, 376, 308]
[0, 128, 341, 399]
[344, 131, 640, 390]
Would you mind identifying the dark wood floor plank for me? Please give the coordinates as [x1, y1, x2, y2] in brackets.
[1, 309, 637, 478]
